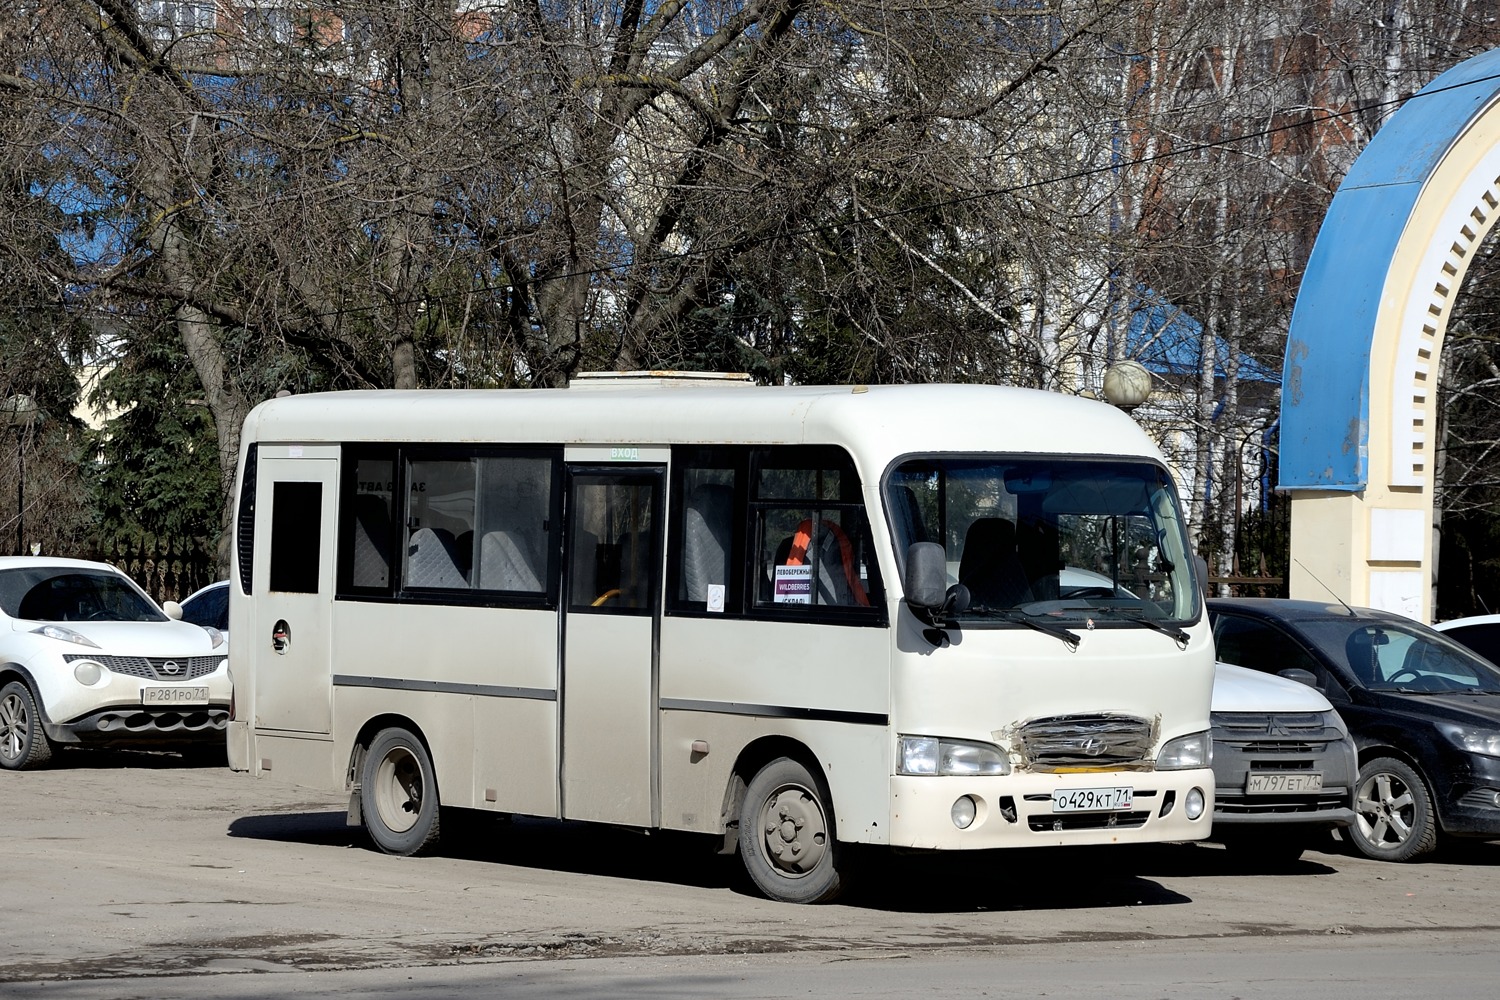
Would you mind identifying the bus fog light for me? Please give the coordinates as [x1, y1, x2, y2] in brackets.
[1185, 787, 1206, 820]
[73, 660, 104, 686]
[951, 796, 977, 830]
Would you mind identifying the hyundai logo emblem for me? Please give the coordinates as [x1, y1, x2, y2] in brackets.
[1079, 737, 1105, 757]
[160, 660, 182, 676]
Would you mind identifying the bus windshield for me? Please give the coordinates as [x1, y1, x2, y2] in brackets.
[886, 456, 1197, 624]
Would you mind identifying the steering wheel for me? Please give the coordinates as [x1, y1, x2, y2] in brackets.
[1063, 587, 1117, 600]
[1384, 668, 1421, 685]
[591, 589, 622, 607]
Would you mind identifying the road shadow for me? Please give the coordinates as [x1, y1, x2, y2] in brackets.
[1109, 840, 1342, 878]
[225, 809, 1200, 912]
[227, 810, 363, 847]
[842, 844, 1195, 912]
[40, 745, 227, 770]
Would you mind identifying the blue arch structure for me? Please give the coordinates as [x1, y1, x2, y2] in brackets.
[1279, 48, 1500, 620]
[1282, 48, 1500, 488]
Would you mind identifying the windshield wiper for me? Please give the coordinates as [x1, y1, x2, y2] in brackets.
[966, 607, 1081, 650]
[1086, 606, 1191, 647]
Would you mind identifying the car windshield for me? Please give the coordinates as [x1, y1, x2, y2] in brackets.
[886, 456, 1197, 624]
[0, 568, 166, 623]
[1299, 618, 1500, 694]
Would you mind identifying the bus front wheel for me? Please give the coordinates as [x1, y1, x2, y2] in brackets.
[361, 727, 441, 856]
[739, 757, 845, 903]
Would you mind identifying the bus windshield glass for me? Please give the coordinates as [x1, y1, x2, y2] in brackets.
[886, 457, 1197, 624]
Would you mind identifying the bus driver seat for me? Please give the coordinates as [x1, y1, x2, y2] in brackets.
[958, 518, 1033, 609]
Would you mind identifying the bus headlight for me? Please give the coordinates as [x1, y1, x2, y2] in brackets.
[898, 736, 1010, 776]
[1156, 731, 1212, 770]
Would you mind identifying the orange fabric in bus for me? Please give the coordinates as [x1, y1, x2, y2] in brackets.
[785, 519, 870, 606]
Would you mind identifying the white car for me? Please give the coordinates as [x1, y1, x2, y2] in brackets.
[1209, 661, 1358, 865]
[1432, 614, 1500, 667]
[0, 557, 231, 769]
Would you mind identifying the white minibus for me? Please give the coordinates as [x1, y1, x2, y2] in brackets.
[226, 375, 1215, 903]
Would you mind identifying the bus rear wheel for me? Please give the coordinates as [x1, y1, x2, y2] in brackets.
[361, 727, 441, 856]
[739, 757, 845, 903]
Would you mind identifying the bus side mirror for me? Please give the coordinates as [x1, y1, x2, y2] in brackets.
[904, 542, 969, 624]
[1195, 555, 1209, 603]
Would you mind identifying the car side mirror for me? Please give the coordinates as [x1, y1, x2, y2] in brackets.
[904, 542, 969, 624]
[1278, 668, 1318, 688]
[162, 600, 183, 621]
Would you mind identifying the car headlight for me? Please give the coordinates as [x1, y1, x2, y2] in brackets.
[203, 627, 226, 650]
[1156, 731, 1212, 770]
[1441, 724, 1500, 757]
[898, 736, 1010, 776]
[32, 624, 100, 648]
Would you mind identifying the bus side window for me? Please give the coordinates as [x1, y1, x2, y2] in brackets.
[670, 453, 742, 613]
[404, 458, 476, 590]
[269, 481, 322, 594]
[474, 455, 553, 595]
[751, 447, 883, 614]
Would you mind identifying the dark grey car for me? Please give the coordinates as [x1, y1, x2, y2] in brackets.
[1209, 661, 1357, 864]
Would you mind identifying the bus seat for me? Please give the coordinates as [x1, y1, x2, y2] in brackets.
[478, 530, 543, 592]
[890, 485, 929, 547]
[958, 518, 1033, 608]
[407, 527, 468, 588]
[682, 484, 732, 602]
[616, 532, 653, 609]
[351, 494, 392, 588]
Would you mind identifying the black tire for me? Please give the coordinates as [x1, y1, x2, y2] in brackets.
[0, 680, 54, 771]
[739, 757, 845, 903]
[360, 727, 441, 856]
[1349, 756, 1437, 862]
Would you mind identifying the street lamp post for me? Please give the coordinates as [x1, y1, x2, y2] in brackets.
[3, 394, 38, 556]
[1101, 359, 1153, 413]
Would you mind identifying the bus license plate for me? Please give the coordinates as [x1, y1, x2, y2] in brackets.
[142, 686, 209, 705]
[1246, 772, 1323, 795]
[1051, 786, 1133, 812]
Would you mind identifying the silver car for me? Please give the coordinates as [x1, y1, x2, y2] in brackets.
[1210, 661, 1358, 865]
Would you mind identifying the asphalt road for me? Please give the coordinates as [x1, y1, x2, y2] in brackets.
[5, 748, 1500, 996]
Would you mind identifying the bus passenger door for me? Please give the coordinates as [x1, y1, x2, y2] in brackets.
[561, 467, 663, 826]
[251, 452, 338, 735]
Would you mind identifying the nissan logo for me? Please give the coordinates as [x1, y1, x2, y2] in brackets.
[160, 660, 182, 676]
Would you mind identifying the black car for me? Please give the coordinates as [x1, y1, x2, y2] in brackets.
[1209, 597, 1500, 862]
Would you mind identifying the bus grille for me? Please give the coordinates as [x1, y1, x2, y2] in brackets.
[65, 654, 222, 681]
[1013, 714, 1156, 770]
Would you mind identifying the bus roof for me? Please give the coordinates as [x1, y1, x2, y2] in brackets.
[242, 383, 1165, 468]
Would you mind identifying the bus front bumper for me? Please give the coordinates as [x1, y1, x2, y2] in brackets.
[888, 769, 1214, 849]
